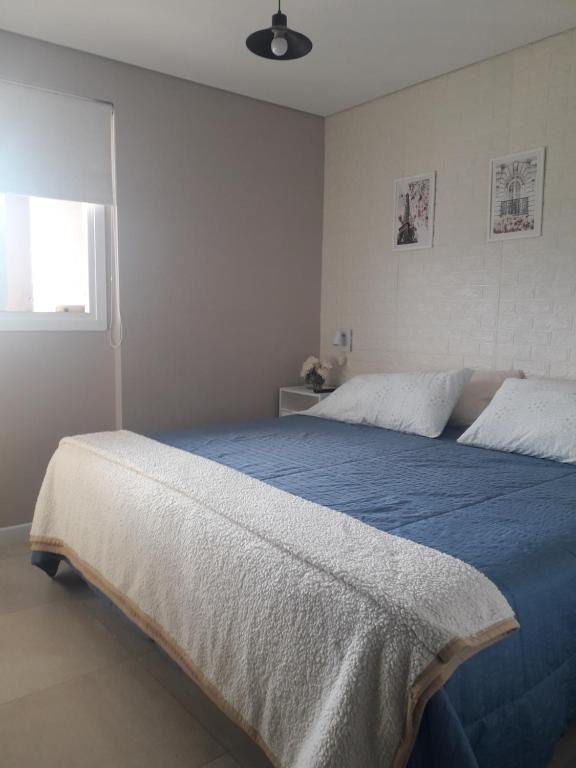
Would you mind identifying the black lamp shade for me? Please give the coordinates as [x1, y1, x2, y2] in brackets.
[246, 11, 312, 60]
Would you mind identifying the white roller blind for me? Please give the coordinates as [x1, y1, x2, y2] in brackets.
[0, 80, 113, 205]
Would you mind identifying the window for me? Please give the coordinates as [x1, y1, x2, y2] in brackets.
[0, 194, 107, 330]
[508, 179, 522, 200]
[0, 79, 114, 331]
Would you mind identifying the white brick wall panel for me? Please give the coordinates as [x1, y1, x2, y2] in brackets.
[514, 331, 553, 346]
[530, 346, 571, 363]
[321, 30, 576, 383]
[498, 314, 535, 331]
[533, 315, 573, 331]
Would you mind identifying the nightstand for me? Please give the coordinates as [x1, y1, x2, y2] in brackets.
[278, 386, 334, 417]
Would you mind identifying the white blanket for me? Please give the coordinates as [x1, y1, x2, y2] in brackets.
[31, 431, 518, 768]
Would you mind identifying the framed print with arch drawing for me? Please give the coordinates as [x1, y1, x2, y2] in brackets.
[488, 147, 545, 241]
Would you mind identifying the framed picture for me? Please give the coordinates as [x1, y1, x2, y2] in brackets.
[392, 172, 436, 251]
[488, 147, 545, 241]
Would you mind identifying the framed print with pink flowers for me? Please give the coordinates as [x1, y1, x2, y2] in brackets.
[392, 172, 436, 251]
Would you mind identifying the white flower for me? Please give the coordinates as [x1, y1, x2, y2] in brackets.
[300, 356, 320, 377]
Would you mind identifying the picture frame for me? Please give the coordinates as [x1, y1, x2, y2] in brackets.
[392, 172, 436, 251]
[487, 147, 545, 241]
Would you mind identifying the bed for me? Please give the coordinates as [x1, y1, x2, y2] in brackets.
[30, 414, 576, 768]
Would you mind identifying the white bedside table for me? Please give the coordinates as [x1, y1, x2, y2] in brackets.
[278, 386, 334, 417]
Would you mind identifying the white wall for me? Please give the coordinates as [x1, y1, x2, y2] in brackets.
[321, 30, 576, 380]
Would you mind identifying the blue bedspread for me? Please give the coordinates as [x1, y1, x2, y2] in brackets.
[154, 415, 576, 768]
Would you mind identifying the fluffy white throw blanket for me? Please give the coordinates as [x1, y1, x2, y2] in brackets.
[31, 431, 518, 768]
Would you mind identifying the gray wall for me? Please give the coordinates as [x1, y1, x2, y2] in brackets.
[0, 30, 324, 527]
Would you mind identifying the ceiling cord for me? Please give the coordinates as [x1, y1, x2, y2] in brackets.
[109, 108, 123, 350]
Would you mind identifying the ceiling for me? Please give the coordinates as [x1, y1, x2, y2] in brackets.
[1, 1, 575, 116]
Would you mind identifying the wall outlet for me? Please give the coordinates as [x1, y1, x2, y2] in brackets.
[333, 328, 353, 353]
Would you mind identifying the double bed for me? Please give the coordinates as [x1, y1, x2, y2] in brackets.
[30, 413, 576, 767]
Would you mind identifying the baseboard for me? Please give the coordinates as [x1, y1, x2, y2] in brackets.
[0, 522, 32, 533]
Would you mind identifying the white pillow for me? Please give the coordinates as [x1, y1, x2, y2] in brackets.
[449, 369, 525, 428]
[458, 378, 576, 464]
[305, 369, 472, 438]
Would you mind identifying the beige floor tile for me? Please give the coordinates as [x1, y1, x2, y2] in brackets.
[0, 658, 226, 768]
[4, 546, 154, 656]
[80, 589, 156, 657]
[0, 554, 92, 617]
[1, 529, 572, 768]
[0, 524, 31, 560]
[0, 600, 130, 705]
[138, 648, 274, 768]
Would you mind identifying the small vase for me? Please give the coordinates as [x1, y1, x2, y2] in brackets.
[306, 371, 325, 393]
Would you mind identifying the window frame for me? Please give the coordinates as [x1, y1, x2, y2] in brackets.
[0, 202, 108, 332]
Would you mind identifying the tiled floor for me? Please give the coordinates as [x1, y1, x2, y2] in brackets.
[1, 524, 575, 768]
[1, 525, 272, 768]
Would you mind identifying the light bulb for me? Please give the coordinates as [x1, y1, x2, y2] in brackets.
[271, 32, 288, 57]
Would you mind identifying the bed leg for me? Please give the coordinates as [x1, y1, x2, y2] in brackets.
[31, 551, 63, 578]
